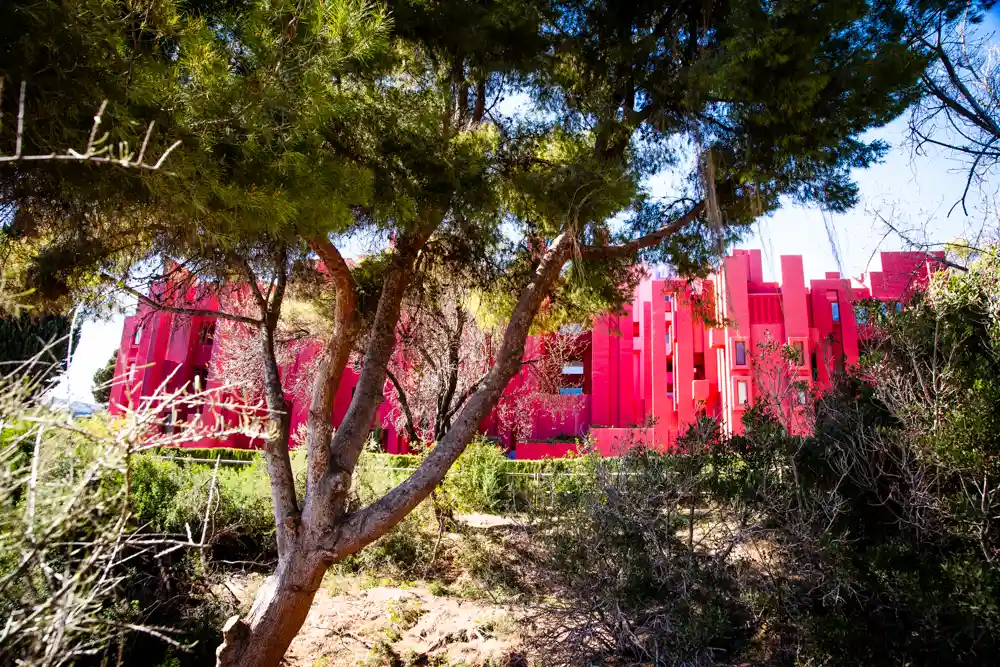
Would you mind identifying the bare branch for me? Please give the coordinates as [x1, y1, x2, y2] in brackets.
[0, 81, 181, 170]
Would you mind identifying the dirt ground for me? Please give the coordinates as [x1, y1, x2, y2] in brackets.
[225, 574, 527, 667]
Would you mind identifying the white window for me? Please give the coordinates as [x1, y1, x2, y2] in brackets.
[737, 381, 748, 406]
[562, 362, 584, 375]
[797, 388, 808, 405]
[132, 325, 143, 345]
[128, 363, 136, 382]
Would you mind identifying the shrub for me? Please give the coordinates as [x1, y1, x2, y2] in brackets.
[129, 451, 305, 562]
[532, 440, 753, 666]
[443, 436, 510, 512]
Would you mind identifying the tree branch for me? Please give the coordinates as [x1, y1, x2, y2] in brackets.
[302, 235, 359, 495]
[101, 273, 262, 326]
[325, 230, 430, 482]
[249, 251, 299, 558]
[333, 231, 576, 557]
[385, 367, 420, 445]
[579, 200, 705, 260]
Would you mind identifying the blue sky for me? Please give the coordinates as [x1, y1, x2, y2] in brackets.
[53, 12, 1000, 403]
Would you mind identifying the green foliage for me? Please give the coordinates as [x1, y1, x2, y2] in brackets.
[441, 437, 509, 513]
[0, 313, 79, 394]
[129, 451, 309, 560]
[536, 444, 751, 665]
[91, 349, 117, 404]
[357, 437, 594, 514]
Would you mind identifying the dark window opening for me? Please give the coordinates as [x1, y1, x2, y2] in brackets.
[734, 340, 747, 366]
[810, 353, 819, 381]
[198, 321, 216, 345]
[161, 409, 176, 434]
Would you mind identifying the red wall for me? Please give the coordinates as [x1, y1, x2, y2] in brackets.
[110, 250, 944, 457]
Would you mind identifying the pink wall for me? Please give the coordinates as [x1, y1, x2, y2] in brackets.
[110, 250, 945, 458]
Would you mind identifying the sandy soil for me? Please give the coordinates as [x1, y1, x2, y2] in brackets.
[226, 575, 527, 667]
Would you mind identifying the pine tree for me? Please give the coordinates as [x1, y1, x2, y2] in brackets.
[0, 1, 975, 664]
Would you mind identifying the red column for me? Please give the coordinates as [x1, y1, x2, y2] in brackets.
[641, 300, 652, 424]
[673, 285, 695, 435]
[650, 281, 672, 448]
[618, 306, 634, 426]
[591, 315, 611, 427]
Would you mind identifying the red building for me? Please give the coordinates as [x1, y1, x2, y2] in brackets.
[109, 249, 943, 458]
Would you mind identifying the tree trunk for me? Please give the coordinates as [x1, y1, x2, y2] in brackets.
[216, 545, 329, 667]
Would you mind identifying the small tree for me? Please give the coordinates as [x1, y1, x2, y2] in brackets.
[91, 349, 117, 404]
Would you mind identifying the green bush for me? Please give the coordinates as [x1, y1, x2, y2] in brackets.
[442, 437, 510, 513]
[129, 451, 304, 561]
[360, 438, 595, 514]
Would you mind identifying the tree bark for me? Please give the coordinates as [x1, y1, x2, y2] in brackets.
[304, 236, 359, 493]
[216, 544, 329, 667]
[259, 324, 299, 557]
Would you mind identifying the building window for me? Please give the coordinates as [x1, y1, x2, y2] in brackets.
[734, 340, 747, 366]
[854, 304, 867, 324]
[895, 301, 903, 313]
[663, 294, 672, 305]
[128, 362, 136, 382]
[736, 381, 748, 406]
[797, 387, 808, 405]
[791, 341, 805, 365]
[562, 362, 584, 375]
[880, 302, 888, 316]
[161, 409, 175, 434]
[198, 322, 216, 345]
[559, 387, 583, 396]
[132, 325, 143, 345]
[665, 330, 671, 348]
[831, 302, 840, 322]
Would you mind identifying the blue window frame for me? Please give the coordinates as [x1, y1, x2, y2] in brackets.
[831, 302, 841, 322]
[559, 387, 583, 396]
